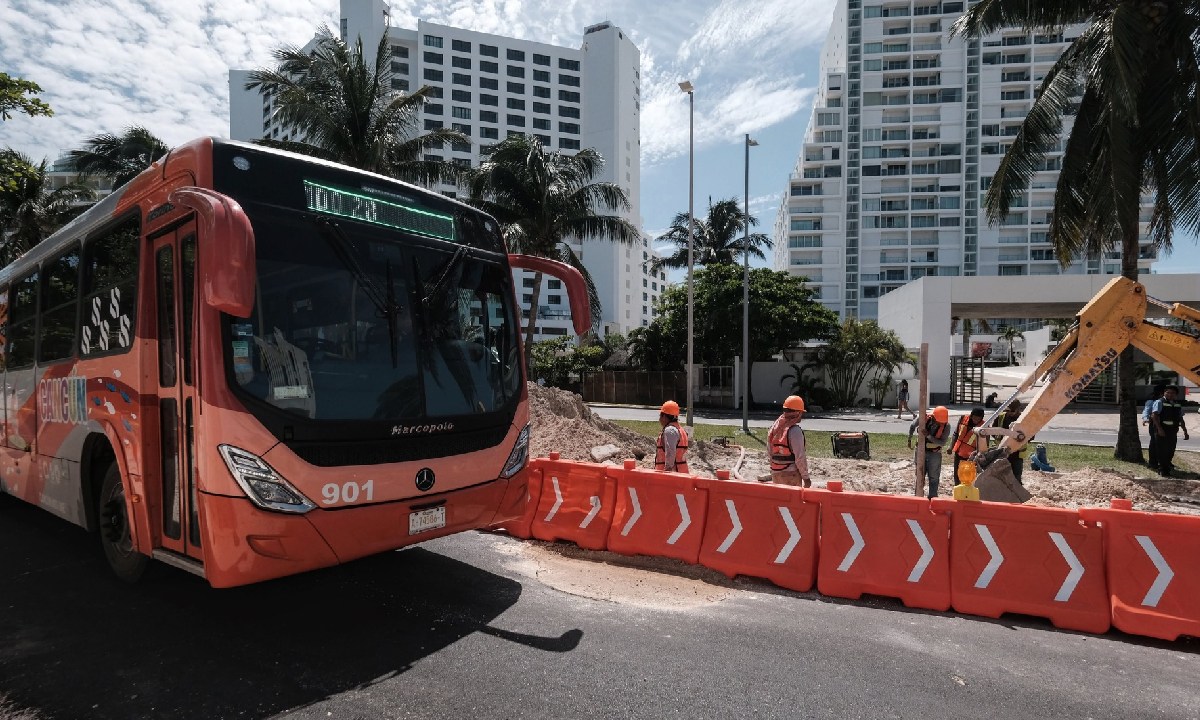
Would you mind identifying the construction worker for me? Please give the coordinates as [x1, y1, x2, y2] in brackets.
[908, 406, 950, 498]
[992, 399, 1029, 483]
[767, 395, 811, 487]
[655, 400, 690, 474]
[1151, 385, 1189, 477]
[947, 407, 986, 485]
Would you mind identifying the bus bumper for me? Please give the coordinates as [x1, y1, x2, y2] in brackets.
[199, 474, 526, 588]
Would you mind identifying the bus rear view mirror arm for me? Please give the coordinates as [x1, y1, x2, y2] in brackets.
[507, 254, 591, 336]
[169, 187, 257, 317]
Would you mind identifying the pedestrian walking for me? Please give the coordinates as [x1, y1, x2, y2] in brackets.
[896, 379, 914, 419]
[655, 400, 690, 474]
[909, 406, 950, 499]
[767, 395, 811, 487]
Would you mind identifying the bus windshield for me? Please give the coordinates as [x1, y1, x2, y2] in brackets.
[226, 202, 521, 424]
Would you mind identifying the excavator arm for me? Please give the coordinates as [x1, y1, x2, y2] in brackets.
[971, 277, 1200, 502]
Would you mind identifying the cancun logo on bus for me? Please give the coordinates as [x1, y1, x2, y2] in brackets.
[39, 376, 89, 425]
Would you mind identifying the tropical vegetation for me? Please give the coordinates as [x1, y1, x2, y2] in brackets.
[67, 126, 169, 187]
[0, 150, 92, 264]
[811, 318, 914, 408]
[952, 0, 1200, 462]
[245, 26, 465, 185]
[650, 197, 772, 273]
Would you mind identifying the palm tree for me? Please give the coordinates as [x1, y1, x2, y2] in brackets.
[998, 325, 1026, 366]
[651, 198, 772, 273]
[67, 126, 169, 188]
[952, 1, 1200, 462]
[465, 134, 639, 359]
[951, 316, 994, 359]
[246, 26, 465, 185]
[0, 149, 93, 264]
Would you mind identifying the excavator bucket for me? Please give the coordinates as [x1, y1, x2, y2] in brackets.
[975, 460, 1032, 503]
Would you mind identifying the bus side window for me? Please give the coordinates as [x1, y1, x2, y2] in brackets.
[80, 216, 139, 357]
[8, 271, 38, 369]
[39, 244, 81, 364]
[0, 287, 7, 372]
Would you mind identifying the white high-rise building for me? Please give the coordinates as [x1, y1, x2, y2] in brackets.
[774, 0, 1155, 320]
[229, 0, 660, 338]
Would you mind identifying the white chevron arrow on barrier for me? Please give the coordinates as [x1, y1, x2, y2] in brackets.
[579, 495, 601, 529]
[906, 519, 934, 583]
[837, 513, 865, 572]
[774, 507, 801, 564]
[667, 493, 691, 545]
[974, 524, 1004, 589]
[620, 487, 642, 536]
[716, 499, 742, 553]
[1048, 532, 1084, 602]
[543, 476, 563, 522]
[1135, 535, 1175, 608]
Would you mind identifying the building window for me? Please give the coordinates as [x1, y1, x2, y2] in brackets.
[559, 138, 580, 150]
[391, 61, 409, 74]
[558, 122, 579, 134]
[423, 69, 443, 82]
[533, 117, 550, 130]
[391, 78, 409, 91]
[507, 114, 526, 127]
[507, 65, 525, 78]
[452, 73, 471, 86]
[548, 295, 562, 305]
[452, 122, 471, 136]
[558, 74, 580, 87]
[559, 105, 580, 118]
[506, 98, 525, 110]
[424, 35, 443, 48]
[507, 81, 525, 94]
[559, 90, 580, 103]
[480, 110, 498, 123]
[452, 106, 471, 119]
[425, 103, 444, 115]
[479, 77, 498, 90]
[534, 53, 551, 66]
[426, 86, 443, 98]
[480, 60, 498, 74]
[507, 48, 525, 61]
[548, 279, 562, 289]
[533, 101, 550, 114]
[451, 56, 471, 69]
[480, 94, 498, 106]
[533, 85, 550, 98]
[424, 119, 443, 130]
[452, 89, 471, 102]
[391, 45, 409, 58]
[533, 69, 550, 82]
[480, 44, 498, 57]
[481, 126, 499, 139]
[559, 58, 580, 71]
[424, 51, 443, 64]
[452, 39, 471, 52]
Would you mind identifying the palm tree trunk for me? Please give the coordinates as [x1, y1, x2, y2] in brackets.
[524, 271, 544, 370]
[1114, 229, 1144, 463]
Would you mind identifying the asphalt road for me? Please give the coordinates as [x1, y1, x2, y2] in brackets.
[589, 405, 1200, 451]
[2, 495, 1198, 720]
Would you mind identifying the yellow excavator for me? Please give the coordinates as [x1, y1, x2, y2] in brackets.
[971, 277, 1200, 503]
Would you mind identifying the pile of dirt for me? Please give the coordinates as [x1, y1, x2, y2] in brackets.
[525, 383, 1200, 515]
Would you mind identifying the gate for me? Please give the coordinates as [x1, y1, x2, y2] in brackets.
[951, 356, 985, 405]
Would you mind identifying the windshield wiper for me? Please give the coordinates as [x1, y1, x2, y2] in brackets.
[423, 245, 470, 308]
[312, 217, 401, 367]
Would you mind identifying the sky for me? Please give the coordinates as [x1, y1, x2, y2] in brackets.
[2, 0, 1199, 273]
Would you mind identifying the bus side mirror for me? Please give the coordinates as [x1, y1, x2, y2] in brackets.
[169, 187, 256, 317]
[507, 254, 591, 336]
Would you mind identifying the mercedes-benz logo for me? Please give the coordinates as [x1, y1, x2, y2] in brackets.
[415, 467, 436, 492]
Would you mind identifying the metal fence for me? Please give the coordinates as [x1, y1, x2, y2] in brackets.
[581, 371, 687, 406]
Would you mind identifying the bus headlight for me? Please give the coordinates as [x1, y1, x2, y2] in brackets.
[500, 424, 531, 479]
[218, 445, 316, 514]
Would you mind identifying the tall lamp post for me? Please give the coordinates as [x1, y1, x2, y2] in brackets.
[742, 133, 758, 433]
[679, 80, 695, 427]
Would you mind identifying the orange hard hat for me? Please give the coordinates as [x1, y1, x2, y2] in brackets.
[660, 400, 681, 416]
[932, 406, 949, 423]
[783, 395, 805, 411]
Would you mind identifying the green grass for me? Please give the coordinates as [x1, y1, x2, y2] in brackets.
[610, 420, 1198, 478]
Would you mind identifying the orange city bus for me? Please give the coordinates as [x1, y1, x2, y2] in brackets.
[0, 137, 587, 587]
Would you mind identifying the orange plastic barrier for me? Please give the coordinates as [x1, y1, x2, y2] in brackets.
[607, 461, 708, 564]
[807, 482, 950, 611]
[932, 498, 1109, 634]
[1080, 499, 1200, 641]
[696, 473, 818, 592]
[529, 457, 617, 551]
[489, 457, 548, 539]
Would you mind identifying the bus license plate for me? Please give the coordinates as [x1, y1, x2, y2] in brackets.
[408, 506, 446, 535]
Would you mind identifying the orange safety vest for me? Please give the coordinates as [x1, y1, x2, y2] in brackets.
[950, 416, 983, 459]
[655, 422, 689, 473]
[768, 412, 803, 471]
[923, 417, 949, 450]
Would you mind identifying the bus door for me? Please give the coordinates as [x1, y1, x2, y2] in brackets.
[151, 226, 200, 559]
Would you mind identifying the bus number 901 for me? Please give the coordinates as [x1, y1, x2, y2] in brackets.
[321, 480, 374, 505]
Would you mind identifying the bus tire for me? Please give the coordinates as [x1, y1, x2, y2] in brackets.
[98, 463, 147, 583]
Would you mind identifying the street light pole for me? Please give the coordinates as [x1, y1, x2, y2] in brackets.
[742, 133, 758, 434]
[679, 80, 695, 427]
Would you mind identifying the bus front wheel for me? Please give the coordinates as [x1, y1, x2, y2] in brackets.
[99, 463, 147, 583]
